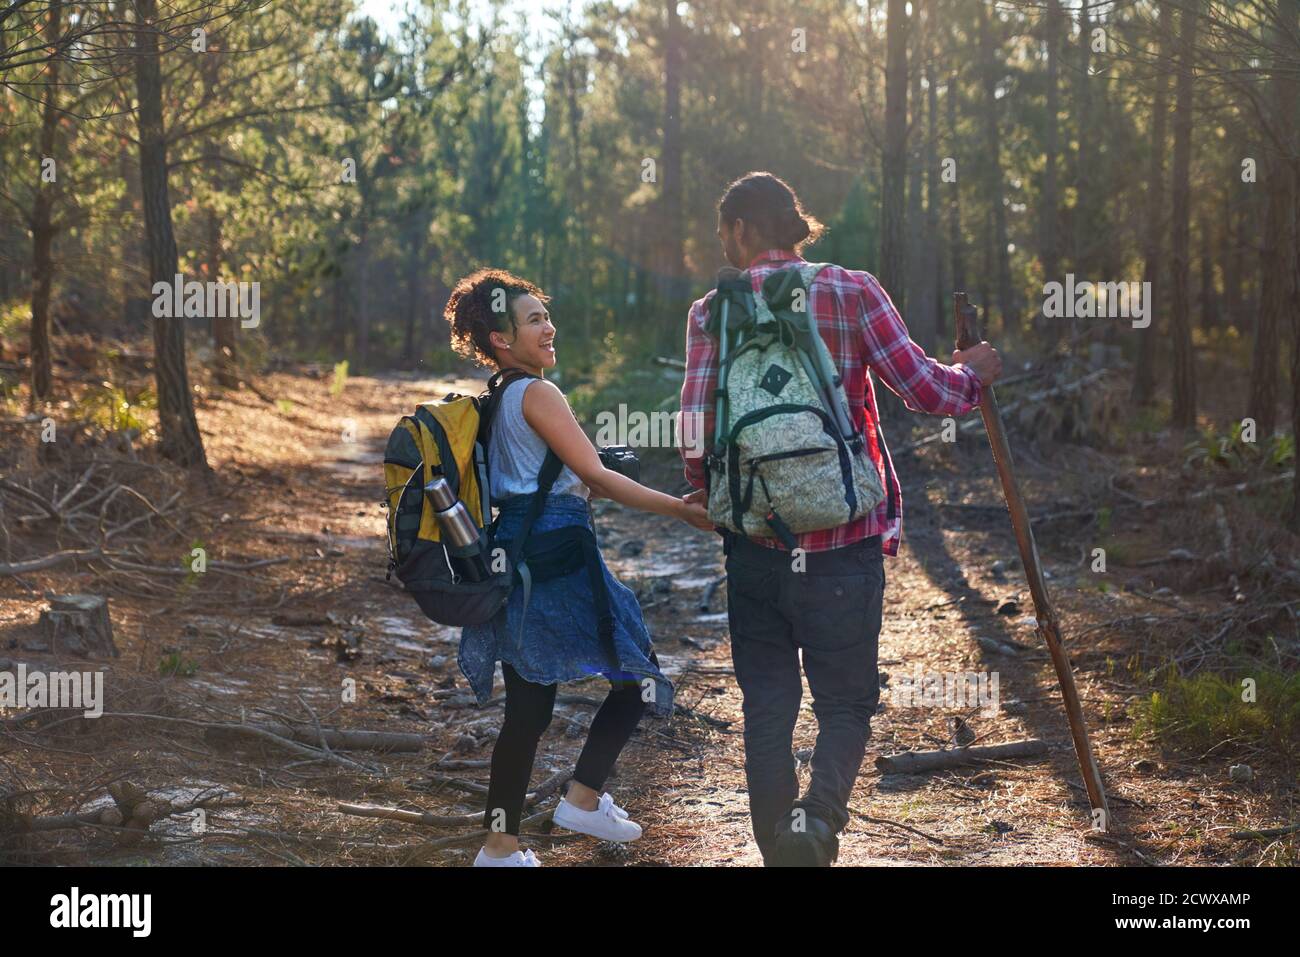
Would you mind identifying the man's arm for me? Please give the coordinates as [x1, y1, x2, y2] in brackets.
[858, 272, 988, 416]
[679, 296, 717, 490]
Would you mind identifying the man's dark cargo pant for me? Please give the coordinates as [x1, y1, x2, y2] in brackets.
[724, 532, 885, 862]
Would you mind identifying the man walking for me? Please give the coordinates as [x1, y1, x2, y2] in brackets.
[680, 172, 1002, 865]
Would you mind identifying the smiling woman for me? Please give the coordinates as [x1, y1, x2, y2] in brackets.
[440, 267, 710, 867]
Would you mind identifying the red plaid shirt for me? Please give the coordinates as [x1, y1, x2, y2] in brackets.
[680, 248, 983, 556]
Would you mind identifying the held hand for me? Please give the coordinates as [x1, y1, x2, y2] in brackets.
[952, 341, 1003, 386]
[677, 495, 714, 531]
[682, 488, 707, 506]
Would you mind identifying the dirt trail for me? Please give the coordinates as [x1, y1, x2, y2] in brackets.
[276, 371, 1133, 866]
[7, 368, 1278, 866]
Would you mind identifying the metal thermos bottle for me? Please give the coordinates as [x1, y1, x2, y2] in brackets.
[423, 476, 487, 580]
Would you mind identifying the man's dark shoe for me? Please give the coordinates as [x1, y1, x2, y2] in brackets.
[769, 809, 840, 867]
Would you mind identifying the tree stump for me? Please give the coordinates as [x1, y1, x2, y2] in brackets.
[38, 595, 118, 658]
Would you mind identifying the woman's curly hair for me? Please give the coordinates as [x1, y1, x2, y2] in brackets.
[444, 268, 550, 368]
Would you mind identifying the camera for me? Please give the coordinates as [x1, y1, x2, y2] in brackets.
[598, 445, 640, 483]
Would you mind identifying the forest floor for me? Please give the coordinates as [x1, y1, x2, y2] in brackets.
[2, 366, 1297, 866]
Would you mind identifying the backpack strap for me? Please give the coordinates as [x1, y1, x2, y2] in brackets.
[480, 368, 618, 663]
[480, 367, 534, 446]
[482, 367, 565, 644]
[798, 262, 833, 286]
[504, 447, 562, 646]
[707, 271, 757, 452]
[759, 263, 857, 442]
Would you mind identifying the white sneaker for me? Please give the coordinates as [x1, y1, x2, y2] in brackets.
[473, 847, 541, 867]
[552, 792, 642, 842]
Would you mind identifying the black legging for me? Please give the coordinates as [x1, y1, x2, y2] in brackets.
[482, 662, 648, 836]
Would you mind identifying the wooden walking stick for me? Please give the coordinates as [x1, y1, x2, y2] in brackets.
[953, 293, 1110, 828]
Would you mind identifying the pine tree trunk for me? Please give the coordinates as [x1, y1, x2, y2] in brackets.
[947, 71, 965, 295]
[28, 0, 62, 405]
[658, 0, 684, 306]
[1222, 175, 1243, 333]
[905, 16, 930, 349]
[1132, 3, 1167, 407]
[978, 2, 1014, 332]
[1199, 223, 1218, 330]
[1250, 0, 1298, 439]
[926, 52, 944, 344]
[133, 0, 207, 468]
[403, 219, 427, 364]
[1041, 0, 1062, 348]
[208, 208, 238, 389]
[1169, 0, 1200, 431]
[1074, 0, 1095, 300]
[880, 0, 908, 307]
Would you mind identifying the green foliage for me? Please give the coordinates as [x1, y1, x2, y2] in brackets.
[565, 334, 682, 429]
[0, 0, 1290, 388]
[1183, 425, 1296, 472]
[0, 300, 28, 339]
[158, 652, 200, 678]
[1096, 505, 1113, 535]
[76, 384, 157, 434]
[331, 360, 349, 397]
[183, 540, 207, 587]
[1131, 663, 1300, 759]
[1112, 403, 1167, 444]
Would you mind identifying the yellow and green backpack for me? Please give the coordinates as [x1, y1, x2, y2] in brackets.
[383, 373, 511, 625]
[382, 368, 588, 635]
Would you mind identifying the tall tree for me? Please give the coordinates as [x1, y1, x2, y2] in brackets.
[925, 49, 943, 345]
[1169, 0, 1201, 430]
[977, 1, 1014, 332]
[1249, 0, 1298, 438]
[27, 0, 64, 404]
[880, 0, 908, 304]
[656, 0, 685, 307]
[947, 69, 965, 296]
[1132, 2, 1168, 407]
[1041, 0, 1062, 347]
[132, 0, 207, 468]
[905, 6, 930, 346]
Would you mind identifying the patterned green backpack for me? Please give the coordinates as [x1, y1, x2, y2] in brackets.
[704, 263, 885, 547]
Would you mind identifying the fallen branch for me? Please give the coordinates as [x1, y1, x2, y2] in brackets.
[1229, 823, 1300, 840]
[338, 802, 485, 828]
[0, 476, 62, 522]
[338, 770, 571, 830]
[699, 574, 726, 613]
[103, 489, 184, 543]
[875, 739, 1050, 774]
[55, 464, 98, 512]
[417, 808, 557, 852]
[207, 723, 426, 754]
[0, 547, 318, 579]
[1035, 471, 1294, 524]
[895, 369, 1114, 454]
[0, 548, 103, 576]
[850, 809, 944, 845]
[90, 711, 380, 772]
[8, 788, 243, 836]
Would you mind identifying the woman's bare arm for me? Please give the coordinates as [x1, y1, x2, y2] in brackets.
[522, 379, 712, 529]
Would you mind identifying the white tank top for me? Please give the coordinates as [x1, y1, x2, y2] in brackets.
[487, 378, 588, 503]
